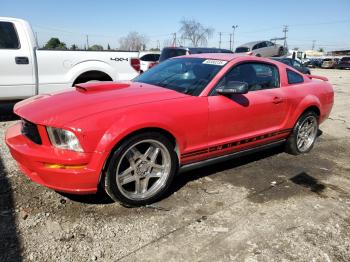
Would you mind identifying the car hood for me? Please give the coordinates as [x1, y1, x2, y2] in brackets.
[14, 81, 187, 126]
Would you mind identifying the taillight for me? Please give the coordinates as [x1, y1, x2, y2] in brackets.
[130, 58, 140, 72]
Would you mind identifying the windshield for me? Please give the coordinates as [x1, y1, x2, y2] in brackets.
[133, 58, 225, 96]
[159, 48, 187, 62]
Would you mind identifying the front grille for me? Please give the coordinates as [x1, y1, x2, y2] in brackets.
[21, 119, 42, 145]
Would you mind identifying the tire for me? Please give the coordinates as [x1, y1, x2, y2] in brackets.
[278, 47, 284, 56]
[256, 54, 261, 57]
[104, 132, 178, 207]
[285, 111, 319, 155]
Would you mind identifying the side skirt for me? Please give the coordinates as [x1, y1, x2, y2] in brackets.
[179, 139, 286, 173]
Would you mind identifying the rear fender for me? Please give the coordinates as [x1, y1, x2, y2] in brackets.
[288, 95, 321, 127]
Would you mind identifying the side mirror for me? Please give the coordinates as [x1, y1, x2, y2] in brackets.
[217, 81, 249, 95]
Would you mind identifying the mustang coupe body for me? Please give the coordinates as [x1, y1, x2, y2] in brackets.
[5, 54, 334, 206]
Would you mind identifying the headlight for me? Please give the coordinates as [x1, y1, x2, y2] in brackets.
[46, 127, 83, 152]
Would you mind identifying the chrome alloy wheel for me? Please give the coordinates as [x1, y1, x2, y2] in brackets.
[115, 139, 171, 200]
[296, 115, 318, 152]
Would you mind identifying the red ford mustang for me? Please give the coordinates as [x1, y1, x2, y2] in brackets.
[5, 54, 334, 206]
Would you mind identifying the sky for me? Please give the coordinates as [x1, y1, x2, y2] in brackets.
[1, 0, 350, 51]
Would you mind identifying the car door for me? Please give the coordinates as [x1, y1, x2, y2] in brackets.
[207, 62, 289, 158]
[258, 41, 269, 57]
[0, 20, 35, 99]
[266, 41, 278, 56]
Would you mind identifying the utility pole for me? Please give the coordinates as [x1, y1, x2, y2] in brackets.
[282, 25, 288, 50]
[172, 33, 177, 47]
[232, 25, 238, 51]
[229, 34, 232, 51]
[86, 34, 89, 49]
[312, 40, 316, 50]
[218, 32, 222, 48]
[34, 32, 38, 45]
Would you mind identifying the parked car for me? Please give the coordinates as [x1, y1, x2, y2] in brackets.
[304, 58, 323, 68]
[336, 57, 350, 69]
[0, 17, 140, 101]
[321, 58, 338, 69]
[6, 54, 334, 207]
[235, 41, 285, 57]
[271, 57, 311, 74]
[159, 47, 232, 62]
[139, 52, 160, 73]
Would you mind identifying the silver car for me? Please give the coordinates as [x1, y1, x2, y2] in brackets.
[235, 41, 285, 57]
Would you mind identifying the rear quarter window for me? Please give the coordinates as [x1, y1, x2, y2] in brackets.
[287, 69, 304, 84]
[0, 21, 20, 49]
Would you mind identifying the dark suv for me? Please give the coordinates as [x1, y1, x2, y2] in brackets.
[336, 57, 350, 69]
[159, 47, 232, 62]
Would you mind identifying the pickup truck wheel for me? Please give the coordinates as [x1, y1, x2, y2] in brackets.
[104, 132, 178, 207]
[285, 111, 319, 155]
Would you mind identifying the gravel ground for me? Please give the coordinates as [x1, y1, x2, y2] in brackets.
[0, 69, 350, 262]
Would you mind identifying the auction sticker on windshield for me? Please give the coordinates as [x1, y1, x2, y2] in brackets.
[202, 59, 227, 66]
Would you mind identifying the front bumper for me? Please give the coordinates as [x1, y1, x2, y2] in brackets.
[5, 122, 106, 194]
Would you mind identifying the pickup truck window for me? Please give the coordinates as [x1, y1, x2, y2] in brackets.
[0, 22, 20, 49]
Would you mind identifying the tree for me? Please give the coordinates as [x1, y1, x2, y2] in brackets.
[318, 47, 324, 52]
[44, 37, 67, 49]
[179, 18, 214, 47]
[70, 44, 78, 50]
[119, 32, 148, 51]
[89, 44, 104, 51]
[107, 43, 111, 50]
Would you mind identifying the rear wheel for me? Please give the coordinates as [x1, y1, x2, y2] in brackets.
[278, 47, 284, 56]
[104, 132, 178, 206]
[285, 111, 319, 155]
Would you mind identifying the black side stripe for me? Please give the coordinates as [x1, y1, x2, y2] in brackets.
[181, 129, 292, 158]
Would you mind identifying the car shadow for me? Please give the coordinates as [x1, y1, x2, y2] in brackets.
[58, 188, 114, 205]
[166, 145, 285, 199]
[0, 101, 20, 122]
[0, 154, 22, 261]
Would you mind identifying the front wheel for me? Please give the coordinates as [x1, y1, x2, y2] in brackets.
[285, 111, 319, 155]
[104, 132, 178, 207]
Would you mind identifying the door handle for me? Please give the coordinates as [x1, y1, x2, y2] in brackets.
[273, 97, 284, 104]
[15, 56, 29, 64]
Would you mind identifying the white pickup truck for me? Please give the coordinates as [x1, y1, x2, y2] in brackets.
[0, 17, 141, 100]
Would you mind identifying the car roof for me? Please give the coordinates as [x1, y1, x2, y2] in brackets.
[271, 57, 290, 60]
[236, 41, 266, 48]
[162, 46, 231, 52]
[174, 53, 278, 63]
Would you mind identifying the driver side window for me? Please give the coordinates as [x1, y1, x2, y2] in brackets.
[213, 62, 280, 94]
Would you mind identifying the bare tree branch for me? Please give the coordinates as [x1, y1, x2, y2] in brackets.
[119, 32, 148, 51]
[179, 19, 214, 47]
